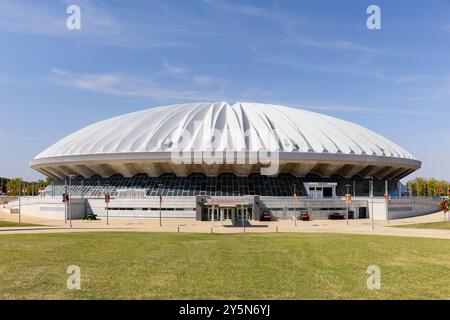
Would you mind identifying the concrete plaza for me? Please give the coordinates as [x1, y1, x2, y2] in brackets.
[1, 206, 449, 240]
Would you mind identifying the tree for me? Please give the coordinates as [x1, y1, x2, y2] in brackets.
[407, 177, 450, 197]
[439, 199, 449, 222]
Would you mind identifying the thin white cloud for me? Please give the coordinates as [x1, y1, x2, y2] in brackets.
[202, 0, 273, 20]
[162, 59, 187, 76]
[302, 103, 450, 117]
[0, 1, 65, 36]
[284, 34, 372, 52]
[259, 56, 387, 79]
[49, 68, 227, 102]
[0, 0, 186, 48]
[203, 0, 372, 53]
[0, 0, 122, 37]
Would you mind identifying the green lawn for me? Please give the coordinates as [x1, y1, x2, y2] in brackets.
[1, 232, 450, 299]
[0, 221, 41, 228]
[394, 221, 450, 230]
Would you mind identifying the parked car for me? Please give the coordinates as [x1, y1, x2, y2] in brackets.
[300, 212, 310, 221]
[328, 212, 345, 220]
[260, 210, 272, 221]
[82, 213, 98, 221]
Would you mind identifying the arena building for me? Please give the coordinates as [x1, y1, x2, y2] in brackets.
[21, 102, 438, 221]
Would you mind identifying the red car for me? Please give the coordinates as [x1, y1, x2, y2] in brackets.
[261, 211, 272, 221]
[329, 212, 345, 220]
[300, 213, 310, 221]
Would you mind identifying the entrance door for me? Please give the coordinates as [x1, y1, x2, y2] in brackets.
[206, 207, 220, 221]
[358, 207, 367, 219]
[221, 207, 234, 221]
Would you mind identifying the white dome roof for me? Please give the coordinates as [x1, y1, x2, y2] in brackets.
[31, 102, 420, 179]
[35, 102, 414, 159]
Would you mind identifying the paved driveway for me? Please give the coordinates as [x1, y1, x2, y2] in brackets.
[1, 207, 449, 240]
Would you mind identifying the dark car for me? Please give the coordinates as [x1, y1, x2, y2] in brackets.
[300, 212, 310, 221]
[260, 210, 272, 221]
[328, 212, 345, 220]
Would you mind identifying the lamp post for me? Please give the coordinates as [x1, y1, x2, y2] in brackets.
[293, 184, 297, 227]
[104, 183, 110, 225]
[365, 176, 374, 230]
[68, 175, 75, 228]
[18, 180, 21, 224]
[241, 203, 246, 233]
[64, 178, 67, 224]
[345, 184, 351, 225]
[370, 177, 374, 230]
[385, 179, 389, 223]
[158, 183, 163, 227]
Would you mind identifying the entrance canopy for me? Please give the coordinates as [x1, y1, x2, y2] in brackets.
[205, 196, 254, 207]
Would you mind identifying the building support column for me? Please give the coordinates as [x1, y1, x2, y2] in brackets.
[252, 196, 260, 221]
[195, 196, 203, 221]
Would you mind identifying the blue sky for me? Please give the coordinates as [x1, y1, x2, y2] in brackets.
[1, 0, 450, 180]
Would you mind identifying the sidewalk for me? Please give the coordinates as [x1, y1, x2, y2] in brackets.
[1, 207, 449, 240]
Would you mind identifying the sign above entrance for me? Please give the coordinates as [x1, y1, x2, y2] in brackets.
[205, 196, 254, 206]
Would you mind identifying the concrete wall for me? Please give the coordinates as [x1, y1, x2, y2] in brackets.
[4, 196, 441, 221]
[387, 197, 440, 220]
[260, 197, 368, 220]
[0, 196, 17, 205]
[261, 196, 440, 221]
[367, 198, 388, 220]
[365, 197, 440, 220]
[5, 197, 86, 220]
[87, 197, 197, 220]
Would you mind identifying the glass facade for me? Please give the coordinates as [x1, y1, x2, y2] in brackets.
[44, 173, 398, 198]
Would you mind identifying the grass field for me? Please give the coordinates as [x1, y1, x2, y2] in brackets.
[0, 221, 41, 228]
[394, 221, 450, 230]
[0, 232, 450, 299]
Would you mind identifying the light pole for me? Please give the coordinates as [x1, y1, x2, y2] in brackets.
[385, 179, 389, 223]
[370, 177, 374, 230]
[18, 180, 21, 224]
[345, 184, 351, 225]
[68, 175, 75, 228]
[293, 184, 297, 227]
[241, 204, 245, 233]
[104, 183, 110, 225]
[106, 196, 109, 225]
[105, 191, 110, 226]
[158, 183, 163, 227]
[64, 178, 68, 224]
[365, 176, 374, 230]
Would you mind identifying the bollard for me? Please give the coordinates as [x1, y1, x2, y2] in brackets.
[178, 225, 180, 233]
[211, 227, 213, 234]
[276, 226, 278, 233]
